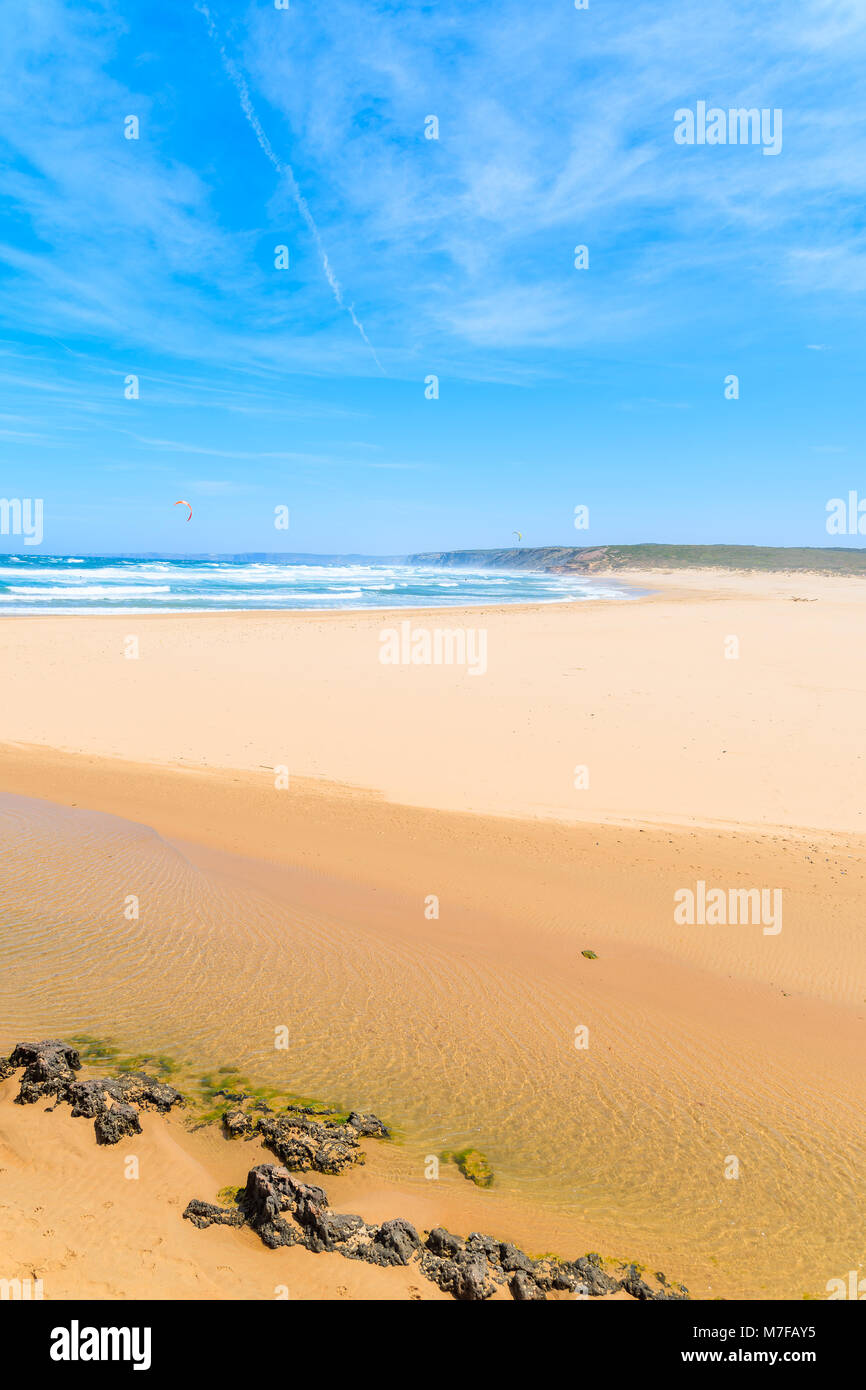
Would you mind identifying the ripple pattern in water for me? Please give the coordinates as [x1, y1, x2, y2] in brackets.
[1, 793, 863, 1299]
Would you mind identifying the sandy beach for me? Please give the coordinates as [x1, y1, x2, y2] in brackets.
[2, 568, 865, 833]
[1, 568, 865, 1301]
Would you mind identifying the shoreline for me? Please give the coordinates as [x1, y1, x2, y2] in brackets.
[2, 567, 865, 1300]
[0, 1039, 675, 1301]
[3, 568, 866, 833]
[2, 760, 865, 1299]
[0, 588, 650, 623]
[4, 563, 866, 620]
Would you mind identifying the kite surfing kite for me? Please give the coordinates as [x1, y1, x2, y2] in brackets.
[175, 499, 193, 521]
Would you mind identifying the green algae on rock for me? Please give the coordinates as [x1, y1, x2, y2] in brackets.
[441, 1147, 494, 1188]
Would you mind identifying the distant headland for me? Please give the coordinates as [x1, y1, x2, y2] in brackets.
[407, 544, 866, 575]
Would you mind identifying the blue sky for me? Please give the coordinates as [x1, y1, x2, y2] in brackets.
[1, 0, 864, 554]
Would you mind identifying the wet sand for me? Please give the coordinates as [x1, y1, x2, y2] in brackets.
[1, 570, 865, 1300]
[0, 1073, 456, 1301]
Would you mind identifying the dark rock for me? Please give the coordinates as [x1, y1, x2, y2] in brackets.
[531, 1259, 577, 1293]
[347, 1111, 390, 1138]
[425, 1227, 464, 1259]
[188, 1162, 355, 1255]
[570, 1254, 620, 1298]
[499, 1241, 533, 1274]
[619, 1273, 686, 1301]
[509, 1270, 546, 1301]
[237, 1163, 324, 1249]
[222, 1106, 256, 1138]
[547, 1264, 578, 1292]
[67, 1080, 113, 1119]
[314, 1212, 366, 1249]
[8, 1040, 81, 1103]
[94, 1101, 141, 1145]
[368, 1219, 420, 1267]
[241, 1163, 323, 1221]
[4, 1041, 689, 1303]
[252, 1215, 298, 1251]
[420, 1231, 497, 1301]
[619, 1267, 658, 1300]
[451, 1255, 497, 1301]
[219, 1101, 388, 1173]
[110, 1071, 183, 1113]
[618, 1264, 689, 1300]
[65, 1074, 182, 1146]
[3, 1041, 182, 1145]
[182, 1198, 246, 1230]
[255, 1112, 363, 1175]
[296, 1206, 366, 1254]
[467, 1233, 502, 1263]
[181, 1163, 689, 1303]
[418, 1252, 451, 1291]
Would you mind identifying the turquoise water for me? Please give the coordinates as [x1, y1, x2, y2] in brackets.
[0, 556, 637, 613]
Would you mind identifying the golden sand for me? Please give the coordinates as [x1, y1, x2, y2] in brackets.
[1, 569, 864, 1300]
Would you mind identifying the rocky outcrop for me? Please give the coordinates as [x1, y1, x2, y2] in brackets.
[3, 1041, 690, 1302]
[183, 1164, 422, 1267]
[184, 1162, 690, 1303]
[221, 1098, 389, 1175]
[6, 1039, 82, 1102]
[346, 1111, 389, 1138]
[1, 1039, 183, 1145]
[182, 1198, 246, 1231]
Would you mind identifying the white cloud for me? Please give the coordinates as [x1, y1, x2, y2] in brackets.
[0, 0, 863, 392]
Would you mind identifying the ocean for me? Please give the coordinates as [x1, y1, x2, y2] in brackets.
[0, 555, 637, 613]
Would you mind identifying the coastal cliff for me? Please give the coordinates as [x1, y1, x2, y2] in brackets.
[407, 543, 866, 574]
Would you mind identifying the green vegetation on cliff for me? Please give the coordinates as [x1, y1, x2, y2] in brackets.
[408, 544, 866, 575]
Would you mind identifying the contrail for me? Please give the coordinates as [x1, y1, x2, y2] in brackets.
[196, 3, 384, 372]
